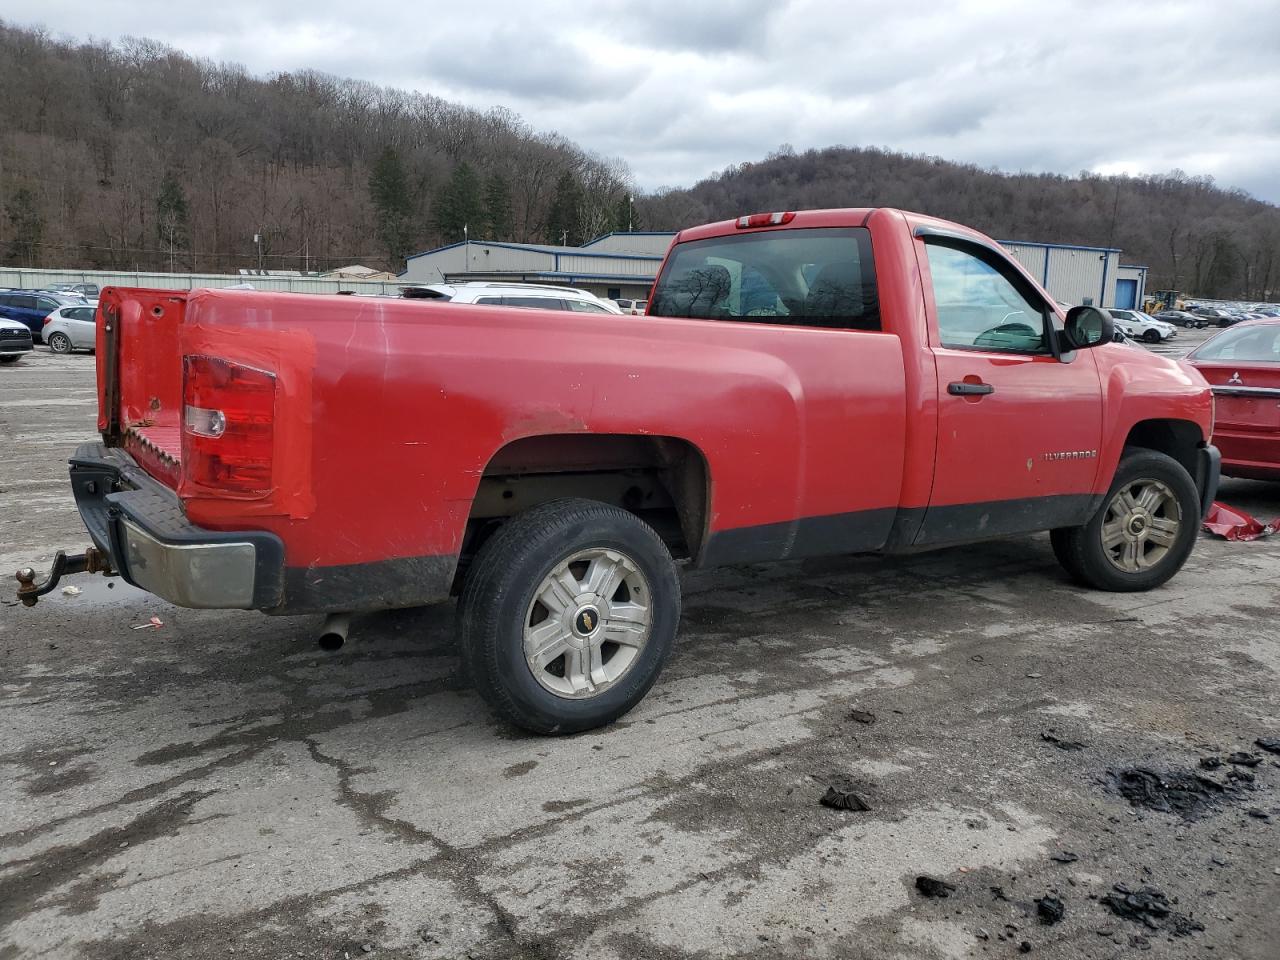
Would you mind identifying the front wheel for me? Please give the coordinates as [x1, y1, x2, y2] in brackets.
[1051, 449, 1200, 591]
[0, 355, 20, 364]
[47, 332, 73, 354]
[458, 498, 680, 735]
[1142, 329, 1161, 344]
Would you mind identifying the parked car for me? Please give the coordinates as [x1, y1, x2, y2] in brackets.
[1188, 305, 1240, 327]
[43, 282, 100, 299]
[18, 207, 1218, 734]
[401, 282, 623, 314]
[1183, 319, 1280, 480]
[1108, 309, 1178, 344]
[612, 298, 649, 316]
[41, 304, 98, 353]
[0, 315, 34, 363]
[1154, 310, 1207, 329]
[0, 290, 84, 343]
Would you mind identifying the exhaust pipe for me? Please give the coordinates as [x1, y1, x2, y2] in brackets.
[318, 613, 351, 651]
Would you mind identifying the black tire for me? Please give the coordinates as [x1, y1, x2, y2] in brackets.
[0, 355, 19, 364]
[1142, 329, 1161, 344]
[458, 498, 680, 735]
[1051, 448, 1199, 592]
[47, 332, 72, 354]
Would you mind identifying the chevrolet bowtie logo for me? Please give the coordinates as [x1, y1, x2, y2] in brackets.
[1228, 371, 1243, 385]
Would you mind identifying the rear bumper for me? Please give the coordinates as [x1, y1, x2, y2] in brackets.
[1212, 430, 1280, 481]
[69, 443, 284, 609]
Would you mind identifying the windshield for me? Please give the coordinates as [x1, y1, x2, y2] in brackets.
[1191, 324, 1280, 363]
[649, 227, 879, 330]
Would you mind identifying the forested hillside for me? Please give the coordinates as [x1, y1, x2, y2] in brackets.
[3, 19, 1276, 299]
[0, 22, 631, 274]
[643, 146, 1280, 300]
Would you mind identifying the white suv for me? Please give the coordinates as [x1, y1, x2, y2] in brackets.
[401, 282, 623, 315]
[1108, 309, 1178, 344]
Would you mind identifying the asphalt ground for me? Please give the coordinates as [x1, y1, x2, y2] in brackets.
[2, 331, 1278, 960]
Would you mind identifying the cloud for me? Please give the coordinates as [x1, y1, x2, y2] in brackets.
[4, 0, 1279, 202]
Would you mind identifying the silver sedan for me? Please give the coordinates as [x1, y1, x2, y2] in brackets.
[41, 304, 98, 353]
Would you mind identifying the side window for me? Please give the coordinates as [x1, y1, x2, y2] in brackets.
[37, 297, 59, 312]
[567, 300, 611, 314]
[70, 308, 96, 322]
[474, 297, 503, 305]
[14, 295, 37, 310]
[925, 242, 1050, 354]
[503, 296, 567, 311]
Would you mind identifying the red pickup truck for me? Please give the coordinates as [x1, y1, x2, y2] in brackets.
[18, 208, 1219, 734]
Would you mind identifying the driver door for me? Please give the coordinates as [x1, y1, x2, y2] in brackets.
[917, 237, 1104, 545]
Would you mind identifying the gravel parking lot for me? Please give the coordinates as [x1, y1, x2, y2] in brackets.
[3, 338, 1279, 960]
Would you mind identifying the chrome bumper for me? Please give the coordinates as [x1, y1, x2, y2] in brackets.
[69, 443, 284, 610]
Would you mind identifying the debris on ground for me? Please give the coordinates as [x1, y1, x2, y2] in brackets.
[990, 885, 1010, 901]
[1035, 895, 1065, 925]
[1228, 752, 1262, 767]
[1041, 730, 1087, 751]
[1049, 851, 1080, 864]
[1111, 766, 1252, 820]
[1256, 738, 1280, 755]
[130, 616, 165, 631]
[819, 786, 870, 811]
[1200, 756, 1222, 770]
[61, 585, 81, 596]
[1102, 883, 1205, 936]
[1203, 502, 1280, 541]
[1018, 942, 1032, 953]
[847, 709, 876, 725]
[915, 875, 957, 898]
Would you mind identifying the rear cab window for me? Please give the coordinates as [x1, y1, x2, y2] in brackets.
[649, 227, 880, 331]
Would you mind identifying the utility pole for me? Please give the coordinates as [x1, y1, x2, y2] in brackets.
[628, 195, 634, 233]
[254, 233, 263, 273]
[464, 224, 469, 271]
[561, 230, 568, 246]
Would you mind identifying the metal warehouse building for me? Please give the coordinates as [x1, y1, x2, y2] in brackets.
[401, 232, 1146, 310]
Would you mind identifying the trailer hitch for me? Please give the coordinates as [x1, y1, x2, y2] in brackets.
[15, 547, 114, 607]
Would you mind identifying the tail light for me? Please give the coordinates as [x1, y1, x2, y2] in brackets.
[43, 315, 54, 326]
[182, 355, 277, 496]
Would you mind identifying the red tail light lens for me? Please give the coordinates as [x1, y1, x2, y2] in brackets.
[182, 355, 277, 496]
[736, 211, 796, 229]
[43, 315, 54, 326]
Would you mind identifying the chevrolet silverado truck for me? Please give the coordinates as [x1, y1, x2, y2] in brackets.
[16, 208, 1220, 734]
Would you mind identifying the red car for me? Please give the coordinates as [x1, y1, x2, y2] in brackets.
[18, 208, 1218, 733]
[1185, 318, 1280, 480]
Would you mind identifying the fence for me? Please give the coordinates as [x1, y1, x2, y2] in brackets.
[0, 267, 404, 297]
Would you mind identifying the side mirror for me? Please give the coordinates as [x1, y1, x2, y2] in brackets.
[1061, 305, 1114, 350]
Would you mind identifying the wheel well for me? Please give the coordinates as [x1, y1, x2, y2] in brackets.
[1123, 419, 1203, 478]
[462, 434, 709, 566]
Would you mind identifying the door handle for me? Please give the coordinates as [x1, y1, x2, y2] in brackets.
[948, 381, 995, 396]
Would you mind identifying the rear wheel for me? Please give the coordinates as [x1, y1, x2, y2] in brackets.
[47, 332, 72, 354]
[458, 498, 680, 734]
[1051, 449, 1199, 591]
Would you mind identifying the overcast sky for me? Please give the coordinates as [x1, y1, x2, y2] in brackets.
[5, 0, 1279, 202]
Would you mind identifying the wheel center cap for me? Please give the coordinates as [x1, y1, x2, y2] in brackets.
[1128, 515, 1147, 535]
[573, 606, 601, 637]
